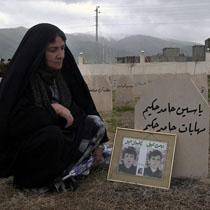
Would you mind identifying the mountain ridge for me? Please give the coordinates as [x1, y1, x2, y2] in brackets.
[0, 27, 202, 63]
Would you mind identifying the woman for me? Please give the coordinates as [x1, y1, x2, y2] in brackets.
[0, 23, 108, 192]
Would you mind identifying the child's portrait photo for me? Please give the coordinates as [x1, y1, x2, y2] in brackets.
[143, 150, 163, 179]
[108, 128, 176, 189]
[118, 146, 138, 175]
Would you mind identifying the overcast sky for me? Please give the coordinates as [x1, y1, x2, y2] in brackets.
[1, 0, 210, 43]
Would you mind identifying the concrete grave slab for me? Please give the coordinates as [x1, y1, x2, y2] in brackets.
[84, 75, 112, 112]
[132, 73, 208, 101]
[132, 74, 152, 98]
[109, 75, 120, 90]
[134, 78, 209, 178]
[191, 73, 208, 102]
[114, 75, 135, 106]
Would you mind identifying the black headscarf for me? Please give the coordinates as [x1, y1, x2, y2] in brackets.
[0, 23, 108, 177]
[29, 65, 72, 108]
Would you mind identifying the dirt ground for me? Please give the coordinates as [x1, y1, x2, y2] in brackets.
[0, 108, 210, 210]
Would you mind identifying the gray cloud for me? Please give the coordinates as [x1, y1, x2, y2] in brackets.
[25, 0, 108, 3]
[1, 0, 210, 43]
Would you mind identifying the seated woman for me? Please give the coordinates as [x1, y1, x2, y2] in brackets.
[0, 23, 109, 192]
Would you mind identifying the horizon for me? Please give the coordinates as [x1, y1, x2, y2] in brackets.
[0, 0, 210, 45]
[0, 25, 204, 45]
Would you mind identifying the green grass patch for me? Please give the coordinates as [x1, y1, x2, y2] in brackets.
[101, 104, 134, 133]
[106, 118, 123, 133]
[113, 105, 134, 112]
[112, 90, 116, 103]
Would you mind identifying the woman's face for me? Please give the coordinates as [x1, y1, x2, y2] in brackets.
[45, 36, 65, 70]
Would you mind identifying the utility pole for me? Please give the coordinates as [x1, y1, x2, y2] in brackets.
[95, 6, 100, 63]
[102, 36, 105, 63]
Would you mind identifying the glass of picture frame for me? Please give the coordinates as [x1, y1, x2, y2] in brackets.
[107, 127, 177, 190]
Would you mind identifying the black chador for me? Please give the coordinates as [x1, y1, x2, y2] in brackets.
[0, 23, 108, 190]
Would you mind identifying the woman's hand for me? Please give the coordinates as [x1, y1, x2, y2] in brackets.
[51, 103, 74, 128]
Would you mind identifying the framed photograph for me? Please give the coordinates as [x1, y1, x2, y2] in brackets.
[107, 127, 177, 190]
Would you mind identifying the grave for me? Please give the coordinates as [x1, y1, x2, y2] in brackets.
[134, 78, 209, 178]
[114, 75, 135, 106]
[84, 75, 112, 112]
[133, 73, 208, 101]
[109, 75, 120, 90]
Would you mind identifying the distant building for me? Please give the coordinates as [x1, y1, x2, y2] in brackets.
[115, 41, 210, 64]
[189, 38, 210, 61]
[116, 56, 140, 63]
[163, 48, 180, 56]
[116, 48, 191, 63]
[116, 48, 192, 63]
[205, 38, 210, 50]
[150, 48, 191, 62]
[192, 45, 205, 61]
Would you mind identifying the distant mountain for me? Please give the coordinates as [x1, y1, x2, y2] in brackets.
[0, 27, 201, 64]
[112, 35, 198, 57]
[0, 27, 26, 59]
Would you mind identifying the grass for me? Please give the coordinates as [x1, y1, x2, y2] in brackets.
[101, 106, 134, 133]
[113, 105, 134, 112]
[102, 105, 134, 133]
[106, 118, 123, 133]
[1, 168, 210, 210]
[100, 91, 135, 134]
[101, 104, 134, 136]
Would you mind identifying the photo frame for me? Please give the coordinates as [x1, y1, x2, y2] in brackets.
[107, 127, 177, 190]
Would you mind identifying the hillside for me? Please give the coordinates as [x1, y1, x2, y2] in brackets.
[0, 27, 26, 59]
[0, 27, 200, 63]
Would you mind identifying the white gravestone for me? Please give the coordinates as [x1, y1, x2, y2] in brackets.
[135, 78, 209, 178]
[109, 75, 120, 90]
[115, 75, 135, 106]
[133, 74, 208, 101]
[191, 73, 208, 102]
[84, 76, 112, 112]
[132, 74, 152, 98]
